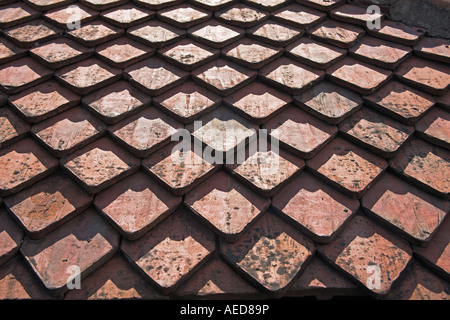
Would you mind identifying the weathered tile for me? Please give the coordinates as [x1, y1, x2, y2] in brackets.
[272, 4, 327, 28]
[4, 19, 61, 48]
[242, 0, 287, 12]
[215, 3, 268, 28]
[157, 3, 211, 29]
[0, 209, 23, 266]
[188, 0, 235, 10]
[0, 3, 40, 29]
[247, 20, 304, 47]
[101, 4, 155, 28]
[295, 0, 345, 11]
[415, 107, 450, 150]
[0, 37, 27, 64]
[96, 37, 154, 69]
[81, 0, 128, 10]
[128, 20, 185, 48]
[134, 0, 183, 10]
[307, 19, 365, 48]
[329, 3, 384, 26]
[414, 37, 450, 64]
[188, 20, 244, 49]
[66, 21, 123, 47]
[43, 3, 98, 29]
[0, 107, 30, 148]
[367, 20, 425, 46]
[26, 0, 75, 11]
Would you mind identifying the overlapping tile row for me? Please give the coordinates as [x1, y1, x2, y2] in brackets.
[0, 0, 449, 300]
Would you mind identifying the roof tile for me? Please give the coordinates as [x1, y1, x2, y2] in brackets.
[215, 3, 268, 28]
[157, 3, 211, 29]
[101, 4, 155, 28]
[0, 106, 31, 148]
[0, 37, 27, 65]
[367, 20, 425, 46]
[241, 0, 287, 12]
[188, 0, 235, 10]
[0, 3, 40, 29]
[415, 107, 450, 150]
[43, 3, 98, 29]
[307, 19, 365, 48]
[66, 21, 123, 47]
[414, 37, 450, 64]
[295, 0, 345, 11]
[26, 0, 76, 11]
[4, 19, 61, 48]
[188, 20, 244, 49]
[272, 4, 327, 28]
[80, 0, 128, 10]
[133, 0, 183, 9]
[330, 3, 384, 26]
[127, 20, 185, 48]
[0, 209, 23, 266]
[247, 20, 304, 47]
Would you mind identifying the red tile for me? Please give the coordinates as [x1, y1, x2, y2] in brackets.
[307, 19, 365, 48]
[4, 19, 61, 48]
[26, 0, 75, 11]
[153, 81, 221, 124]
[8, 81, 80, 123]
[55, 58, 121, 95]
[367, 20, 425, 46]
[124, 57, 189, 96]
[0, 209, 23, 266]
[215, 3, 268, 28]
[31, 106, 107, 157]
[81, 0, 128, 10]
[222, 38, 283, 70]
[221, 211, 315, 297]
[0, 57, 53, 94]
[330, 3, 384, 26]
[272, 4, 327, 28]
[286, 37, 347, 69]
[296, 0, 345, 11]
[415, 107, 450, 150]
[96, 37, 155, 69]
[159, 39, 219, 71]
[389, 137, 450, 199]
[128, 20, 185, 48]
[223, 81, 292, 124]
[0, 3, 39, 29]
[326, 57, 392, 95]
[134, 0, 183, 10]
[108, 107, 181, 157]
[61, 137, 140, 193]
[414, 37, 450, 64]
[43, 4, 98, 29]
[294, 81, 362, 124]
[82, 81, 150, 124]
[247, 20, 304, 47]
[0, 106, 30, 148]
[395, 57, 450, 95]
[0, 137, 58, 196]
[185, 170, 270, 242]
[191, 59, 256, 96]
[3, 173, 93, 239]
[318, 214, 412, 296]
[0, 37, 27, 64]
[66, 21, 123, 47]
[260, 57, 325, 95]
[189, 0, 235, 10]
[94, 171, 182, 240]
[273, 172, 359, 243]
[101, 4, 155, 28]
[64, 254, 166, 300]
[307, 137, 387, 198]
[242, 0, 287, 12]
[263, 106, 337, 158]
[361, 172, 449, 245]
[339, 107, 414, 158]
[188, 20, 244, 49]
[363, 81, 436, 125]
[349, 36, 412, 69]
[121, 208, 215, 294]
[21, 208, 120, 293]
[158, 3, 211, 29]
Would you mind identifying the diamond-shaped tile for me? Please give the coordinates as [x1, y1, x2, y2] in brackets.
[242, 0, 287, 12]
[26, 0, 75, 11]
[134, 0, 183, 10]
[415, 107, 450, 150]
[94, 171, 182, 240]
[330, 3, 384, 26]
[96, 37, 154, 69]
[296, 0, 345, 11]
[81, 0, 128, 10]
[247, 20, 304, 47]
[188, 0, 235, 10]
[272, 4, 326, 28]
[128, 20, 185, 48]
[0, 209, 23, 266]
[367, 20, 425, 46]
[157, 3, 211, 29]
[273, 172, 359, 243]
[0, 38, 27, 64]
[414, 37, 450, 64]
[66, 21, 123, 47]
[307, 137, 388, 199]
[215, 3, 268, 28]
[101, 4, 155, 28]
[0, 106, 30, 148]
[61, 137, 140, 193]
[4, 19, 61, 48]
[43, 4, 98, 29]
[307, 19, 365, 48]
[121, 208, 215, 294]
[0, 3, 39, 29]
[3, 173, 92, 239]
[188, 20, 244, 49]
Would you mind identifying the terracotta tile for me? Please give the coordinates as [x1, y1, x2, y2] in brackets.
[367, 20, 425, 46]
[361, 172, 449, 245]
[134, 0, 183, 10]
[61, 137, 139, 193]
[294, 81, 362, 124]
[94, 171, 182, 240]
[82, 80, 150, 124]
[215, 3, 268, 28]
[272, 4, 327, 28]
[191, 59, 256, 96]
[395, 57, 450, 95]
[81, 0, 128, 10]
[8, 81, 80, 123]
[21, 208, 120, 293]
[414, 37, 450, 64]
[222, 38, 283, 70]
[3, 173, 93, 239]
[4, 19, 61, 48]
[142, 142, 219, 195]
[318, 214, 412, 296]
[247, 20, 304, 47]
[30, 38, 94, 69]
[0, 37, 27, 64]
[263, 106, 337, 158]
[307, 19, 365, 49]
[26, 0, 75, 11]
[188, 0, 235, 10]
[0, 107, 31, 148]
[43, 4, 98, 29]
[128, 20, 185, 48]
[153, 81, 221, 123]
[363, 81, 436, 125]
[330, 3, 384, 26]
[415, 107, 450, 150]
[221, 211, 315, 297]
[174, 258, 263, 299]
[0, 256, 53, 299]
[108, 107, 181, 157]
[259, 57, 325, 95]
[0, 209, 23, 266]
[223, 81, 291, 124]
[296, 0, 345, 11]
[124, 57, 189, 96]
[185, 171, 270, 242]
[273, 172, 359, 243]
[96, 37, 155, 69]
[0, 3, 40, 28]
[31, 106, 107, 157]
[66, 21, 123, 47]
[0, 137, 58, 196]
[242, 0, 287, 12]
[65, 254, 166, 300]
[188, 20, 244, 49]
[339, 107, 414, 158]
[389, 137, 450, 199]
[157, 3, 211, 29]
[55, 58, 121, 95]
[307, 137, 388, 198]
[326, 57, 392, 95]
[0, 57, 53, 94]
[159, 39, 220, 71]
[349, 36, 412, 69]
[101, 4, 155, 28]
[121, 208, 215, 294]
[286, 37, 346, 69]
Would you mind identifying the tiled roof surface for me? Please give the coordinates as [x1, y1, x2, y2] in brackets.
[0, 0, 449, 300]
